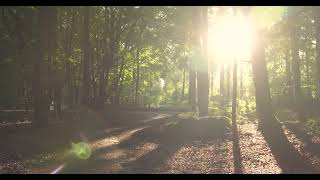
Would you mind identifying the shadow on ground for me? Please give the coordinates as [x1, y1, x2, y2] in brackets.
[60, 116, 232, 174]
[261, 124, 320, 174]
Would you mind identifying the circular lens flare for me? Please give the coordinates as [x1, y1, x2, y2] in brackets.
[71, 142, 92, 160]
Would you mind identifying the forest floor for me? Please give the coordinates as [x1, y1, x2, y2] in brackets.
[0, 109, 320, 174]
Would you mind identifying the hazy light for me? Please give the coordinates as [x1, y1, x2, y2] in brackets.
[208, 12, 253, 64]
[249, 6, 286, 30]
[160, 78, 165, 88]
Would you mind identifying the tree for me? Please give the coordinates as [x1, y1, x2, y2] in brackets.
[220, 63, 225, 98]
[251, 29, 281, 132]
[33, 7, 49, 127]
[82, 6, 90, 106]
[313, 7, 320, 99]
[196, 6, 209, 116]
[288, 7, 305, 121]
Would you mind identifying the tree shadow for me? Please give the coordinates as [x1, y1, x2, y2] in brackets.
[261, 125, 320, 174]
[115, 117, 231, 173]
[285, 124, 320, 159]
[232, 127, 243, 174]
[62, 117, 232, 174]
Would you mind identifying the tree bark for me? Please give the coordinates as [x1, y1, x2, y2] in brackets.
[135, 45, 140, 106]
[305, 49, 312, 98]
[65, 10, 76, 107]
[313, 7, 320, 99]
[289, 7, 305, 121]
[226, 64, 231, 99]
[231, 58, 242, 173]
[220, 63, 225, 103]
[239, 64, 244, 99]
[284, 49, 293, 99]
[33, 7, 49, 127]
[181, 68, 186, 100]
[211, 71, 214, 97]
[82, 7, 90, 106]
[189, 69, 197, 110]
[196, 6, 209, 116]
[251, 30, 280, 131]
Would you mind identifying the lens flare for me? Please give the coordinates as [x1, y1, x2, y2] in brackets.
[71, 142, 92, 160]
[50, 164, 65, 174]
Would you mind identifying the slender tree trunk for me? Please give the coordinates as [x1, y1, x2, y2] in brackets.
[90, 46, 96, 106]
[135, 46, 140, 106]
[113, 62, 124, 105]
[231, 58, 242, 174]
[306, 49, 312, 98]
[226, 64, 231, 99]
[117, 64, 126, 105]
[284, 49, 293, 99]
[211, 71, 214, 97]
[181, 68, 186, 100]
[47, 8, 55, 109]
[239, 64, 244, 99]
[196, 6, 209, 116]
[314, 7, 320, 99]
[189, 69, 197, 110]
[289, 8, 305, 121]
[132, 65, 136, 104]
[98, 64, 109, 109]
[82, 7, 90, 106]
[65, 10, 75, 107]
[220, 63, 225, 102]
[33, 7, 49, 127]
[48, 7, 59, 119]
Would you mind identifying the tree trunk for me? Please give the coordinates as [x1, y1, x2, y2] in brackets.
[220, 63, 225, 104]
[289, 7, 305, 121]
[239, 64, 244, 99]
[226, 64, 231, 99]
[231, 58, 242, 174]
[313, 7, 320, 99]
[284, 49, 293, 99]
[47, 7, 56, 109]
[211, 71, 214, 97]
[135, 46, 140, 106]
[181, 68, 186, 100]
[82, 7, 90, 106]
[113, 62, 124, 105]
[306, 49, 312, 98]
[189, 69, 197, 110]
[65, 10, 76, 107]
[33, 7, 49, 127]
[48, 7, 59, 119]
[196, 6, 209, 116]
[251, 30, 280, 132]
[98, 64, 109, 109]
[132, 65, 136, 104]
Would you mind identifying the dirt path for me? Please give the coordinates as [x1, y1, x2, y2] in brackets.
[1, 111, 320, 174]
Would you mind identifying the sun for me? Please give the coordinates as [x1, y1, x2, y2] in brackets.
[208, 11, 253, 64]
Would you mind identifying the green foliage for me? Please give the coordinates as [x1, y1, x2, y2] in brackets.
[2, 6, 320, 133]
[305, 118, 320, 134]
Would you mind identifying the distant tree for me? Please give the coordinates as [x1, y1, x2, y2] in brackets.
[33, 7, 49, 127]
[82, 6, 90, 106]
[288, 7, 305, 121]
[196, 6, 209, 116]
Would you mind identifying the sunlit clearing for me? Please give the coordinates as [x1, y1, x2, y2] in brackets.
[209, 12, 253, 64]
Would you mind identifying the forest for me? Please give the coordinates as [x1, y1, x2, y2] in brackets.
[1, 6, 320, 174]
